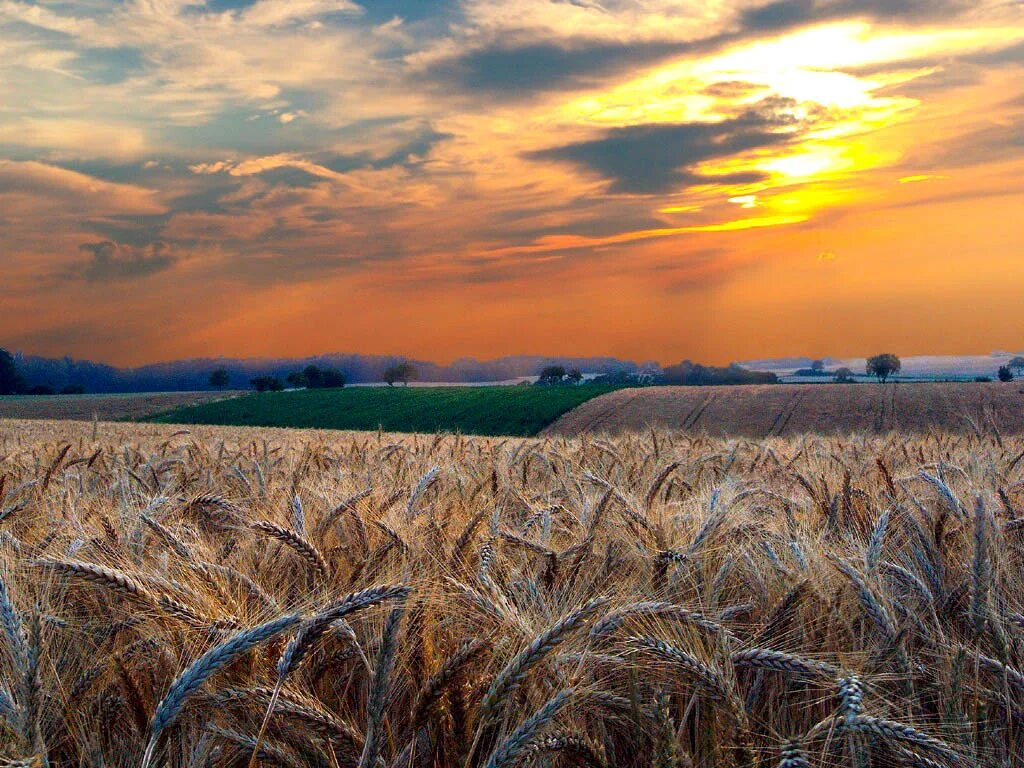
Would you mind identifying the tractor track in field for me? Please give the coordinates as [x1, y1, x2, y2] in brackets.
[573, 390, 647, 434]
[872, 384, 897, 433]
[682, 393, 717, 430]
[767, 390, 805, 437]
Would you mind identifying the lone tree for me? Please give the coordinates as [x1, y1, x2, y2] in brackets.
[537, 365, 566, 385]
[208, 367, 230, 389]
[383, 362, 415, 386]
[0, 349, 24, 395]
[566, 367, 583, 384]
[834, 367, 855, 383]
[998, 365, 1015, 382]
[811, 359, 826, 374]
[866, 353, 901, 383]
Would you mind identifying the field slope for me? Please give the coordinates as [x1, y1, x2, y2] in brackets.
[149, 384, 616, 436]
[545, 381, 1024, 436]
[0, 390, 239, 422]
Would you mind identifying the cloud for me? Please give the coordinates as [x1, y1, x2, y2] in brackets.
[422, 38, 699, 96]
[233, 0, 363, 28]
[0, 119, 149, 159]
[526, 101, 802, 194]
[911, 114, 1024, 170]
[74, 240, 177, 282]
[0, 161, 164, 215]
[190, 154, 348, 182]
[738, 0, 973, 32]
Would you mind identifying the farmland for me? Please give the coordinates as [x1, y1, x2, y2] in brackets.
[0, 391, 239, 422]
[148, 385, 618, 436]
[0, 417, 1020, 766]
[546, 381, 1024, 436]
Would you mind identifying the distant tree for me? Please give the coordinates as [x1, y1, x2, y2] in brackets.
[0, 349, 24, 395]
[866, 353, 901, 383]
[27, 384, 54, 396]
[537, 365, 566, 385]
[1010, 356, 1024, 372]
[286, 371, 306, 388]
[834, 367, 855, 383]
[208, 367, 230, 390]
[811, 359, 825, 374]
[251, 375, 283, 392]
[382, 362, 415, 386]
[566, 368, 583, 384]
[395, 362, 415, 386]
[60, 384, 85, 395]
[998, 365, 1014, 382]
[303, 365, 324, 389]
[661, 361, 777, 386]
[320, 368, 346, 388]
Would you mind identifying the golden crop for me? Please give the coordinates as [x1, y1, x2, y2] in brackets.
[0, 418, 1019, 767]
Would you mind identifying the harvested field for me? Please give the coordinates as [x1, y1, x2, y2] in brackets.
[0, 418, 1022, 766]
[0, 391, 240, 422]
[545, 381, 1024, 436]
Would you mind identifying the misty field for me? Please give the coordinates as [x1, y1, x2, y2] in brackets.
[149, 385, 618, 436]
[0, 418, 1023, 766]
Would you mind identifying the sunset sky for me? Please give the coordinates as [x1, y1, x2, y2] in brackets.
[2, 0, 1023, 366]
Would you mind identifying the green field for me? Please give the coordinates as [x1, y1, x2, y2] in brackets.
[148, 385, 618, 436]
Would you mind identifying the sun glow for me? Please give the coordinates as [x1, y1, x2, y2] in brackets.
[763, 148, 852, 180]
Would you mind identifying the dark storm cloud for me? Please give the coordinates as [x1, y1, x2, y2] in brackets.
[75, 240, 177, 282]
[425, 38, 703, 96]
[739, 0, 973, 31]
[527, 103, 800, 194]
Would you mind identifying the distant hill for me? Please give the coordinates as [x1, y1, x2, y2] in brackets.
[8, 352, 643, 393]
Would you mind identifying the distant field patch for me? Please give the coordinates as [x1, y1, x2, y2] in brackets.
[543, 381, 1024, 436]
[149, 385, 617, 436]
[0, 391, 239, 422]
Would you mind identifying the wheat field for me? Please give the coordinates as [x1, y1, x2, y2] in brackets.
[0, 418, 1022, 767]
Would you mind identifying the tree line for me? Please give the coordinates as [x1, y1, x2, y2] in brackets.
[247, 362, 418, 392]
[7, 348, 1024, 396]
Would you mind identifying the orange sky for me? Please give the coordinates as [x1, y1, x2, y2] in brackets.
[1, 1, 1023, 365]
